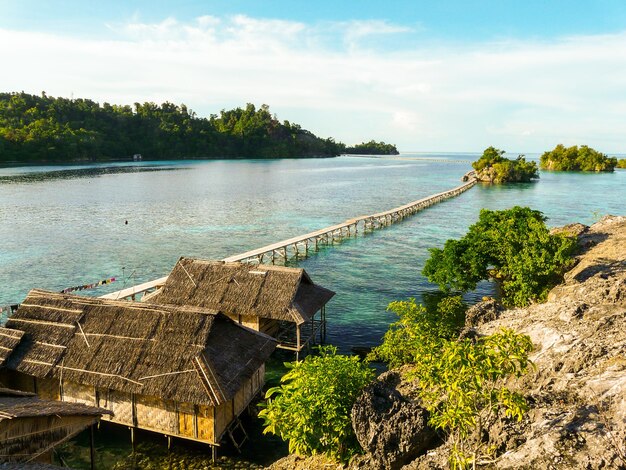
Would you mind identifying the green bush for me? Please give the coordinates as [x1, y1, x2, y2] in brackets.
[372, 298, 533, 469]
[423, 207, 576, 307]
[617, 158, 626, 169]
[540, 144, 617, 171]
[259, 346, 374, 463]
[369, 296, 465, 368]
[418, 329, 533, 469]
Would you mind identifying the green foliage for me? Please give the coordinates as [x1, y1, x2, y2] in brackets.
[616, 158, 626, 169]
[418, 329, 533, 469]
[369, 296, 466, 368]
[258, 346, 374, 463]
[472, 146, 538, 183]
[423, 207, 576, 307]
[0, 92, 346, 163]
[372, 297, 533, 469]
[344, 140, 399, 155]
[540, 144, 617, 172]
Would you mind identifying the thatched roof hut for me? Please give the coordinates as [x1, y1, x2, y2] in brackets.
[0, 387, 108, 464]
[147, 258, 334, 353]
[0, 289, 276, 447]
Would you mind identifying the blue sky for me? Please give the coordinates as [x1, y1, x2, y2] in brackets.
[2, 1, 626, 152]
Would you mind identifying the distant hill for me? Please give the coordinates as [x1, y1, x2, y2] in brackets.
[0, 92, 348, 163]
[343, 140, 399, 155]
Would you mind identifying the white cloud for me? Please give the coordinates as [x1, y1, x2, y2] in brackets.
[1, 16, 626, 152]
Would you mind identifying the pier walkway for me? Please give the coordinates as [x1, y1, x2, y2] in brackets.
[101, 173, 477, 301]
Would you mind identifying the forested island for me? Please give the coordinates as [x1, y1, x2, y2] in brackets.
[0, 92, 396, 163]
[540, 144, 618, 172]
[343, 140, 399, 155]
[472, 146, 538, 183]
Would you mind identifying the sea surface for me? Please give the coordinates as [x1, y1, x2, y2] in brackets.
[1, 154, 624, 467]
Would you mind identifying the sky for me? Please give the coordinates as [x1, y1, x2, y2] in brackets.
[2, 1, 626, 152]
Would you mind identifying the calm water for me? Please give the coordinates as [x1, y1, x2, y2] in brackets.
[1, 155, 624, 467]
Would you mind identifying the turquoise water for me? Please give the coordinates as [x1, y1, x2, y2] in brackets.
[1, 155, 624, 467]
[1, 155, 625, 349]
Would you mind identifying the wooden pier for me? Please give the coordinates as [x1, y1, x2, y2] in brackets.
[101, 174, 476, 301]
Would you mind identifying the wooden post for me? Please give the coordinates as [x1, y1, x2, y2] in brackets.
[296, 324, 301, 351]
[90, 424, 95, 470]
[130, 427, 135, 453]
[322, 306, 326, 342]
[212, 445, 217, 462]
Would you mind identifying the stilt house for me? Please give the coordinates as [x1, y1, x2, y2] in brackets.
[0, 387, 108, 464]
[0, 289, 276, 450]
[146, 259, 335, 355]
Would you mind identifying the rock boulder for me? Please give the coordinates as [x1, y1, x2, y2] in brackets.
[350, 369, 437, 470]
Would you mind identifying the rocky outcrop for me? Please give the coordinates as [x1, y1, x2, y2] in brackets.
[386, 216, 626, 469]
[464, 298, 504, 327]
[419, 215, 625, 469]
[266, 454, 343, 470]
[349, 369, 437, 470]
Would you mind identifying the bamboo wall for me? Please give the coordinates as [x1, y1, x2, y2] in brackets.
[0, 364, 265, 447]
[0, 413, 95, 463]
[215, 363, 264, 440]
[229, 313, 260, 331]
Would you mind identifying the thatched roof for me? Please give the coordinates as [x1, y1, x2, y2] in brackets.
[2, 289, 276, 406]
[149, 259, 335, 325]
[0, 387, 109, 420]
[0, 329, 23, 367]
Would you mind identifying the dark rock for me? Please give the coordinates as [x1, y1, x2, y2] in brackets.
[350, 370, 437, 470]
[464, 298, 504, 327]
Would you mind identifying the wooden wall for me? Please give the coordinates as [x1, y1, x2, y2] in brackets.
[214, 364, 265, 440]
[0, 364, 266, 447]
[228, 313, 260, 331]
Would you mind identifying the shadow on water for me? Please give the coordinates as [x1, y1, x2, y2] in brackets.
[55, 415, 288, 469]
[0, 165, 188, 184]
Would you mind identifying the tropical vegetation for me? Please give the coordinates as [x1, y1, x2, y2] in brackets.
[370, 297, 533, 469]
[471, 146, 538, 183]
[0, 92, 347, 163]
[539, 144, 617, 172]
[423, 207, 576, 307]
[259, 346, 374, 463]
[615, 158, 626, 169]
[343, 140, 399, 155]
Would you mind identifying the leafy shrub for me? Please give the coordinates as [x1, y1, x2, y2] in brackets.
[540, 144, 617, 172]
[423, 207, 576, 307]
[372, 298, 533, 469]
[369, 296, 465, 368]
[259, 346, 374, 463]
[617, 158, 626, 169]
[418, 329, 533, 468]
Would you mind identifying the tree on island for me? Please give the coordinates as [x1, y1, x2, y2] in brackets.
[344, 140, 399, 155]
[471, 146, 538, 183]
[617, 158, 626, 169]
[540, 144, 618, 172]
[0, 92, 348, 163]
